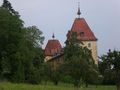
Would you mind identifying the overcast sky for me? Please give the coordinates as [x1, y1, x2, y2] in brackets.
[0, 0, 120, 56]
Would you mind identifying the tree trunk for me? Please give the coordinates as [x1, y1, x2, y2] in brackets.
[74, 81, 80, 88]
[117, 83, 120, 90]
[85, 82, 88, 88]
[44, 80, 47, 85]
[54, 81, 58, 85]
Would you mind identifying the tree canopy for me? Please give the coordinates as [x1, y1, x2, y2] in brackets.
[0, 1, 45, 83]
[2, 0, 19, 16]
[63, 32, 99, 87]
[100, 50, 120, 90]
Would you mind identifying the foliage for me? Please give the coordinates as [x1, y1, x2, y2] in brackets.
[99, 60, 115, 85]
[0, 6, 24, 82]
[42, 63, 52, 83]
[0, 1, 45, 84]
[42, 63, 62, 85]
[24, 26, 44, 47]
[61, 75, 74, 84]
[100, 50, 120, 90]
[63, 32, 99, 87]
[2, 0, 19, 16]
[50, 66, 63, 85]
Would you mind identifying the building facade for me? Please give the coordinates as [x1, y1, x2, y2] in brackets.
[66, 7, 98, 64]
[44, 7, 98, 65]
[44, 34, 63, 62]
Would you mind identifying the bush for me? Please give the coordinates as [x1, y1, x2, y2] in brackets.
[61, 75, 74, 84]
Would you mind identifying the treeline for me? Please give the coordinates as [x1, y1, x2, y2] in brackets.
[0, 0, 45, 83]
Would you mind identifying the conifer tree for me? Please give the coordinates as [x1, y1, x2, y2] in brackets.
[2, 0, 19, 16]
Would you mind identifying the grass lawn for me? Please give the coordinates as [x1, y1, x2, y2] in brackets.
[0, 82, 116, 90]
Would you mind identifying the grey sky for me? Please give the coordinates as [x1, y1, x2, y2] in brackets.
[0, 0, 120, 56]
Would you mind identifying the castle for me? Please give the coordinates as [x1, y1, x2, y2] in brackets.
[44, 6, 98, 65]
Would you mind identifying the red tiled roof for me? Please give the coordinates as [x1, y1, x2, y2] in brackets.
[44, 39, 62, 56]
[67, 18, 97, 41]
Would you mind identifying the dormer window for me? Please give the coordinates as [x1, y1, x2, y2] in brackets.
[80, 32, 85, 37]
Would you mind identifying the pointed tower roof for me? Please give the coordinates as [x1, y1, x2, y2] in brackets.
[44, 34, 62, 56]
[67, 6, 97, 41]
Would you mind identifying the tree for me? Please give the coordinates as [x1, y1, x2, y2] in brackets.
[2, 0, 19, 16]
[63, 32, 98, 87]
[0, 6, 24, 82]
[24, 26, 44, 47]
[23, 26, 44, 84]
[42, 63, 52, 84]
[50, 66, 63, 85]
[99, 59, 115, 85]
[100, 50, 120, 90]
[42, 62, 62, 85]
[0, 1, 45, 83]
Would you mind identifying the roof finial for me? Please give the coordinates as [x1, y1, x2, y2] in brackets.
[52, 33, 55, 39]
[77, 2, 81, 18]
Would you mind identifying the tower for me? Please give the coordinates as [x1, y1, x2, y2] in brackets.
[66, 5, 98, 64]
[44, 34, 63, 62]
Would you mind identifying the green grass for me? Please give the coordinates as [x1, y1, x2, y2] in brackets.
[0, 82, 116, 90]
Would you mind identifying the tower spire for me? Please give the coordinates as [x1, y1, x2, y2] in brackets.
[52, 33, 55, 39]
[77, 2, 81, 18]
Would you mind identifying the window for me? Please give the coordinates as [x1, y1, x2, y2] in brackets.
[88, 43, 91, 48]
[80, 32, 85, 37]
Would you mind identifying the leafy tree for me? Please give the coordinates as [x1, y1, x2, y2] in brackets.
[42, 63, 62, 85]
[23, 26, 44, 84]
[42, 63, 52, 84]
[26, 47, 44, 84]
[63, 56, 83, 87]
[100, 50, 120, 90]
[0, 1, 45, 83]
[33, 47, 44, 69]
[61, 75, 74, 84]
[24, 26, 44, 47]
[25, 67, 42, 84]
[99, 60, 115, 85]
[0, 6, 24, 82]
[50, 66, 62, 85]
[63, 32, 98, 87]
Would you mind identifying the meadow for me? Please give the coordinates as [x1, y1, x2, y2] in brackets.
[0, 82, 116, 90]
